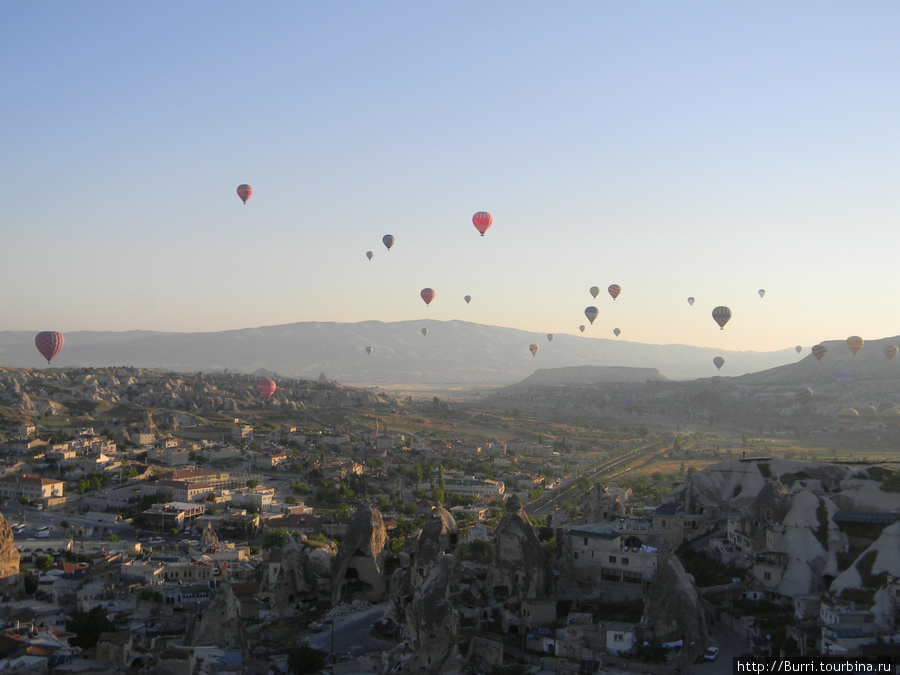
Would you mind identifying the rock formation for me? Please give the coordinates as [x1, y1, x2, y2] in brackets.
[583, 485, 626, 523]
[485, 495, 553, 608]
[183, 581, 245, 650]
[269, 533, 336, 615]
[641, 556, 709, 661]
[332, 503, 391, 605]
[0, 514, 21, 591]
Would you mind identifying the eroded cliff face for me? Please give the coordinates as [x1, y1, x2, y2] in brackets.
[485, 495, 553, 608]
[269, 533, 336, 616]
[0, 514, 21, 587]
[641, 556, 709, 661]
[332, 503, 391, 605]
[183, 581, 245, 650]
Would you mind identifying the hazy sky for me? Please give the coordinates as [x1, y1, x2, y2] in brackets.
[4, 2, 898, 352]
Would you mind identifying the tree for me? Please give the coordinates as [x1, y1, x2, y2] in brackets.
[246, 479, 259, 489]
[67, 606, 116, 649]
[263, 528, 287, 549]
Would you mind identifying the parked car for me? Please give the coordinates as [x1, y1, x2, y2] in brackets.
[703, 647, 719, 661]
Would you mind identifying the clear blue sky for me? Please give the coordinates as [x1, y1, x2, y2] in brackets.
[3, 2, 898, 352]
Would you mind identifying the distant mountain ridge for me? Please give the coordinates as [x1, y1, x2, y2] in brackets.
[0, 320, 814, 387]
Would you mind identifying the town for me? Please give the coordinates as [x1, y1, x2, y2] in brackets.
[0, 367, 898, 674]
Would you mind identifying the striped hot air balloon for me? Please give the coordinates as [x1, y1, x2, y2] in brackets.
[885, 345, 898, 360]
[796, 388, 813, 404]
[858, 405, 877, 422]
[846, 336, 864, 355]
[236, 184, 253, 204]
[529, 343, 540, 357]
[811, 345, 827, 361]
[711, 306, 732, 330]
[472, 211, 493, 236]
[584, 306, 599, 324]
[837, 408, 859, 430]
[608, 284, 621, 300]
[420, 288, 436, 305]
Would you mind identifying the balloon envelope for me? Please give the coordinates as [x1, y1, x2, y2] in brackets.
[236, 184, 252, 203]
[713, 356, 725, 370]
[836, 372, 852, 385]
[711, 306, 732, 330]
[812, 344, 827, 361]
[613, 328, 621, 337]
[687, 297, 695, 306]
[35, 331, 64, 364]
[837, 408, 858, 430]
[421, 328, 428, 336]
[579, 325, 585, 333]
[420, 288, 436, 305]
[258, 379, 276, 400]
[547, 334, 553, 342]
[884, 345, 898, 360]
[464, 295, 471, 304]
[529, 343, 540, 357]
[608, 284, 621, 300]
[366, 347, 373, 355]
[795, 345, 803, 354]
[758, 289, 766, 298]
[366, 251, 373, 260]
[590, 286, 600, 299]
[382, 234, 395, 250]
[584, 306, 599, 324]
[846, 336, 864, 355]
[796, 387, 813, 404]
[472, 211, 493, 236]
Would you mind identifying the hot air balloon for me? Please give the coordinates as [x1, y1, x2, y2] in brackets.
[366, 347, 373, 355]
[421, 328, 428, 336]
[796, 387, 813, 404]
[613, 328, 621, 337]
[529, 344, 540, 357]
[584, 306, 599, 325]
[35, 331, 64, 364]
[884, 345, 898, 360]
[366, 251, 374, 261]
[579, 325, 585, 333]
[420, 288, 436, 305]
[812, 345, 827, 361]
[836, 372, 852, 386]
[608, 284, 621, 300]
[713, 356, 725, 370]
[859, 405, 877, 422]
[547, 334, 554, 342]
[795, 345, 803, 354]
[590, 286, 600, 299]
[464, 295, 472, 304]
[472, 211, 493, 236]
[758, 289, 766, 298]
[383, 234, 395, 251]
[258, 379, 276, 400]
[687, 297, 695, 306]
[837, 408, 859, 430]
[711, 306, 732, 330]
[236, 184, 252, 204]
[624, 397, 636, 414]
[846, 336, 864, 355]
[881, 406, 900, 428]
[596, 393, 609, 409]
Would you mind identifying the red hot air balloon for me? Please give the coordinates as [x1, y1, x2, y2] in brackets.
[236, 184, 253, 204]
[258, 379, 276, 400]
[846, 336, 864, 355]
[35, 331, 64, 364]
[472, 212, 493, 236]
[420, 288, 436, 305]
[608, 284, 621, 300]
[811, 344, 827, 361]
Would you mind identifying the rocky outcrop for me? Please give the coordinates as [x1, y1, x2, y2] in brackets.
[332, 503, 391, 605]
[641, 556, 709, 661]
[183, 581, 245, 649]
[269, 533, 336, 615]
[583, 485, 626, 523]
[485, 495, 553, 608]
[0, 514, 21, 590]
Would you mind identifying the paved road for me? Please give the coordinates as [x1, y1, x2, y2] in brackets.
[308, 604, 393, 659]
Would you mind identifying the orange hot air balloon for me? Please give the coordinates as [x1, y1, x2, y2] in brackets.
[420, 288, 436, 305]
[529, 343, 540, 357]
[258, 379, 276, 400]
[884, 345, 898, 360]
[846, 336, 864, 355]
[35, 331, 64, 364]
[608, 284, 621, 300]
[811, 344, 827, 361]
[237, 184, 253, 204]
[472, 211, 493, 236]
